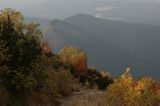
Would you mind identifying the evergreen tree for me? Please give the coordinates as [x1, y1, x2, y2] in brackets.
[0, 8, 43, 94]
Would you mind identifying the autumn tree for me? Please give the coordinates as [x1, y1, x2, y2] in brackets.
[100, 68, 160, 106]
[0, 9, 83, 105]
[0, 8, 43, 95]
[58, 46, 87, 76]
[100, 69, 143, 106]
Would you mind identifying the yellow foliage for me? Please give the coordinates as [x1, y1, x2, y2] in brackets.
[99, 68, 160, 106]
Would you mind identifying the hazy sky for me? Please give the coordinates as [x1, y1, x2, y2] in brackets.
[1, 0, 103, 19]
[0, 0, 46, 9]
[1, 0, 160, 21]
[0, 0, 159, 7]
[0, 0, 94, 18]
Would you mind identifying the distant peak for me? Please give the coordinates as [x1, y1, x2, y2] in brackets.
[51, 19, 61, 22]
[71, 13, 93, 17]
[50, 19, 64, 24]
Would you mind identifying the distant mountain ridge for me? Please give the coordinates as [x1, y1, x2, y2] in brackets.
[44, 14, 160, 79]
[25, 17, 50, 29]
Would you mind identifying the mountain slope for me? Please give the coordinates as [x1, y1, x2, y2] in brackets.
[44, 19, 90, 51]
[25, 17, 50, 29]
[44, 14, 160, 79]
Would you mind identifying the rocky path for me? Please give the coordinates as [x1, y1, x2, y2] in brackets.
[57, 89, 103, 106]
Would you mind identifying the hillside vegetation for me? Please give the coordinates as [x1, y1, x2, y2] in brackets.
[0, 9, 160, 106]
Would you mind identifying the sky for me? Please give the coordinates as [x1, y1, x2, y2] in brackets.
[0, 0, 94, 18]
[0, 0, 45, 7]
[1, 0, 160, 22]
[0, 0, 160, 7]
[0, 0, 47, 11]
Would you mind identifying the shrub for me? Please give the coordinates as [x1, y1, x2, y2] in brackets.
[58, 46, 87, 76]
[56, 69, 80, 95]
[99, 68, 160, 106]
[100, 69, 142, 106]
[79, 67, 113, 89]
[0, 86, 8, 105]
[139, 77, 160, 106]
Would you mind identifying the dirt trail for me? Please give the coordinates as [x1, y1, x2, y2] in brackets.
[57, 89, 103, 106]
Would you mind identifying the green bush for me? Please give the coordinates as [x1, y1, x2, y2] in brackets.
[79, 67, 113, 90]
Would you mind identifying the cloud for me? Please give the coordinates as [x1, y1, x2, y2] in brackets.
[94, 5, 118, 18]
[95, 6, 118, 12]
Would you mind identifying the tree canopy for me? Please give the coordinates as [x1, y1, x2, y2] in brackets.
[0, 8, 43, 94]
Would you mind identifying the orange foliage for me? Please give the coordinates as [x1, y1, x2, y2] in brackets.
[42, 42, 52, 54]
[72, 53, 87, 75]
[58, 46, 87, 76]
